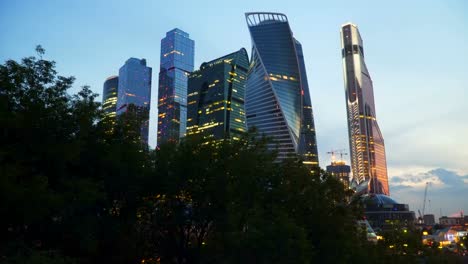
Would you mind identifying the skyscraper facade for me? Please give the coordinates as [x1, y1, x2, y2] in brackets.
[341, 23, 389, 195]
[295, 40, 319, 168]
[157, 28, 195, 145]
[116, 58, 152, 145]
[102, 75, 118, 124]
[186, 48, 249, 141]
[326, 160, 351, 189]
[244, 12, 319, 167]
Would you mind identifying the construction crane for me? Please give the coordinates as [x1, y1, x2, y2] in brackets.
[421, 182, 430, 223]
[327, 149, 348, 163]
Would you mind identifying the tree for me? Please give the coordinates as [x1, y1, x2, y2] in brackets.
[134, 132, 374, 263]
[2, 46, 413, 263]
[0, 46, 150, 263]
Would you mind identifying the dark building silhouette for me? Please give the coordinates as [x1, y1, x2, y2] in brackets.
[341, 23, 389, 194]
[186, 49, 249, 140]
[360, 194, 416, 230]
[245, 12, 319, 170]
[326, 160, 351, 189]
[157, 28, 195, 145]
[423, 214, 436, 225]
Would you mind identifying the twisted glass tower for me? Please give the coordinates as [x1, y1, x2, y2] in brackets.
[245, 12, 319, 168]
[341, 23, 389, 195]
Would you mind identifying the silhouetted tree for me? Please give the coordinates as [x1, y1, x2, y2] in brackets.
[4, 46, 441, 264]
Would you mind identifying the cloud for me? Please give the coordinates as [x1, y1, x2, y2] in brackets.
[389, 168, 467, 189]
[390, 176, 404, 183]
[428, 168, 465, 186]
[391, 185, 412, 192]
[389, 168, 468, 220]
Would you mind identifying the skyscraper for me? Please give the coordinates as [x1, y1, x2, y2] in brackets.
[341, 23, 389, 195]
[295, 40, 319, 169]
[157, 28, 195, 145]
[102, 75, 118, 124]
[245, 12, 319, 168]
[116, 58, 152, 145]
[186, 48, 249, 141]
[326, 160, 351, 189]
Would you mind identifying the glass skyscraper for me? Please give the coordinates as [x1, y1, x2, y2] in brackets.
[157, 28, 195, 145]
[116, 58, 152, 145]
[244, 12, 319, 168]
[341, 23, 389, 195]
[295, 40, 319, 169]
[102, 75, 118, 124]
[186, 48, 249, 141]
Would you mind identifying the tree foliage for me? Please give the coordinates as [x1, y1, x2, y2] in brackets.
[0, 47, 428, 263]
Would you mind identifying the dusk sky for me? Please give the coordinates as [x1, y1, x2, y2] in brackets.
[1, 0, 467, 219]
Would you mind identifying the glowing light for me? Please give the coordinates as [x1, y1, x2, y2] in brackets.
[163, 50, 184, 57]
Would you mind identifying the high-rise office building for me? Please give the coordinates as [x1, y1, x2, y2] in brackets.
[116, 58, 152, 145]
[245, 12, 319, 167]
[102, 75, 119, 124]
[341, 23, 389, 195]
[326, 160, 351, 189]
[295, 40, 319, 168]
[157, 28, 195, 145]
[186, 48, 249, 141]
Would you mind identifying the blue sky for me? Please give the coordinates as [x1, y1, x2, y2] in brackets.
[1, 0, 467, 218]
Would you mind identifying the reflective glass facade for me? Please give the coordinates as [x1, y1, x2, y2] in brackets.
[245, 12, 319, 164]
[157, 28, 195, 145]
[341, 23, 389, 195]
[295, 40, 319, 169]
[186, 49, 249, 141]
[102, 75, 118, 124]
[116, 58, 152, 145]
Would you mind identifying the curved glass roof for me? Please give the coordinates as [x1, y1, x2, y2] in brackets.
[360, 194, 399, 207]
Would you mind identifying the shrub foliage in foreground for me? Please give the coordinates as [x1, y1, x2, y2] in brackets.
[1, 47, 437, 264]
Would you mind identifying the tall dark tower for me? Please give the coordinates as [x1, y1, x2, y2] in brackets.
[157, 28, 195, 145]
[341, 23, 389, 195]
[245, 12, 319, 170]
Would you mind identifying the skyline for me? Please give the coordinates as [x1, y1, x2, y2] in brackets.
[1, 0, 467, 218]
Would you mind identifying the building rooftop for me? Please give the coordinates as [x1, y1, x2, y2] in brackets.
[245, 12, 288, 27]
[360, 194, 399, 207]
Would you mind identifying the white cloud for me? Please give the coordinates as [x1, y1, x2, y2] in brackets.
[389, 168, 468, 221]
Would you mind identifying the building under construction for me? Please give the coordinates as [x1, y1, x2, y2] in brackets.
[326, 150, 351, 189]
